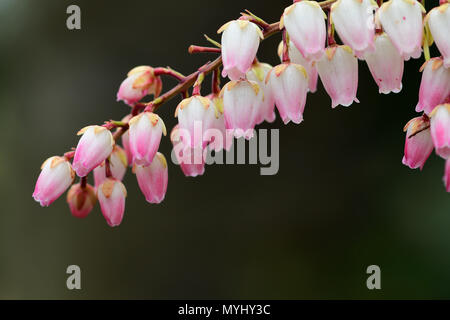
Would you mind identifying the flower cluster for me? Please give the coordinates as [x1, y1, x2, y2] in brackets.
[33, 0, 450, 227]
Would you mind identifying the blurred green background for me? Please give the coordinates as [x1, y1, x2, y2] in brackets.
[0, 0, 449, 299]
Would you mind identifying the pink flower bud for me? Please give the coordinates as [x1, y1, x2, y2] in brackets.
[430, 104, 450, 159]
[120, 115, 133, 165]
[317, 45, 359, 108]
[205, 95, 234, 152]
[402, 116, 434, 170]
[416, 58, 450, 115]
[33, 156, 75, 207]
[93, 146, 128, 187]
[72, 126, 115, 177]
[277, 41, 318, 93]
[426, 3, 450, 68]
[66, 183, 97, 218]
[331, 0, 377, 58]
[377, 0, 425, 61]
[175, 96, 216, 149]
[221, 80, 261, 139]
[117, 66, 162, 106]
[128, 112, 166, 166]
[267, 63, 309, 125]
[444, 159, 450, 192]
[171, 125, 206, 177]
[134, 152, 168, 204]
[97, 178, 127, 227]
[364, 33, 404, 94]
[281, 1, 327, 61]
[218, 20, 264, 80]
[246, 62, 276, 124]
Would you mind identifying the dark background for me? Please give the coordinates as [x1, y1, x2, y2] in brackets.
[0, 0, 449, 299]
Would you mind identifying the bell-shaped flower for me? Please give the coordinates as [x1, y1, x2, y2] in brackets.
[128, 112, 166, 166]
[117, 66, 162, 106]
[426, 3, 450, 68]
[416, 58, 450, 115]
[72, 126, 114, 177]
[66, 183, 97, 219]
[204, 95, 234, 152]
[93, 146, 128, 187]
[134, 152, 168, 204]
[281, 1, 327, 61]
[175, 96, 216, 149]
[376, 0, 425, 61]
[316, 45, 359, 108]
[402, 116, 434, 170]
[267, 63, 309, 124]
[430, 104, 450, 159]
[246, 62, 276, 124]
[221, 80, 261, 139]
[364, 33, 404, 94]
[33, 156, 75, 207]
[120, 115, 133, 165]
[170, 125, 206, 177]
[444, 159, 450, 193]
[218, 20, 264, 80]
[331, 0, 377, 58]
[97, 178, 127, 227]
[277, 41, 318, 93]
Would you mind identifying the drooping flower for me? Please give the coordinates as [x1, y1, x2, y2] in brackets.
[134, 152, 168, 204]
[175, 96, 216, 149]
[280, 1, 327, 61]
[376, 0, 425, 61]
[117, 66, 162, 106]
[97, 178, 127, 227]
[430, 104, 450, 159]
[364, 33, 404, 94]
[93, 146, 128, 187]
[277, 41, 318, 93]
[170, 125, 206, 177]
[66, 183, 97, 219]
[128, 112, 166, 166]
[316, 45, 359, 108]
[120, 114, 133, 165]
[416, 58, 450, 115]
[444, 158, 450, 193]
[218, 20, 264, 80]
[246, 62, 276, 124]
[221, 80, 261, 139]
[72, 126, 114, 177]
[267, 63, 309, 124]
[331, 0, 378, 57]
[402, 116, 434, 170]
[425, 3, 450, 68]
[205, 95, 234, 152]
[33, 156, 75, 207]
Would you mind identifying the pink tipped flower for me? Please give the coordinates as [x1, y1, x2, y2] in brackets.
[117, 66, 162, 106]
[72, 126, 115, 177]
[134, 152, 168, 204]
[277, 41, 318, 93]
[171, 125, 206, 177]
[175, 96, 216, 149]
[97, 178, 127, 227]
[246, 62, 276, 124]
[221, 80, 261, 139]
[402, 116, 434, 170]
[416, 58, 450, 115]
[218, 20, 264, 80]
[128, 112, 167, 166]
[33, 156, 75, 207]
[120, 115, 133, 165]
[426, 3, 450, 68]
[66, 183, 97, 219]
[93, 146, 128, 187]
[377, 0, 425, 61]
[430, 104, 450, 159]
[281, 1, 327, 61]
[331, 0, 378, 57]
[364, 33, 404, 94]
[444, 159, 450, 193]
[267, 63, 309, 124]
[204, 95, 234, 152]
[316, 45, 359, 108]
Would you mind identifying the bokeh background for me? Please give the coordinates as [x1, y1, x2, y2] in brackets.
[0, 0, 449, 299]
